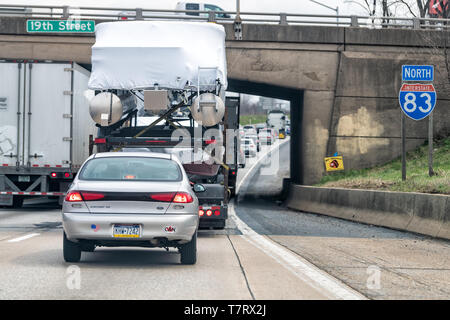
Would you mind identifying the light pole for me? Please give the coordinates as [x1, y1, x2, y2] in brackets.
[236, 0, 241, 22]
[234, 0, 242, 40]
[309, 0, 339, 25]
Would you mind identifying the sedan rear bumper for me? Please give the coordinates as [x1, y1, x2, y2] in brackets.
[62, 212, 198, 243]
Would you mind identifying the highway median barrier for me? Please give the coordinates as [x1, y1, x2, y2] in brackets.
[286, 184, 450, 240]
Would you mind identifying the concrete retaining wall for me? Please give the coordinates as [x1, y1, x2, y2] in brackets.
[286, 184, 450, 240]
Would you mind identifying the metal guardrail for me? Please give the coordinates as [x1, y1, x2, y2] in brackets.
[0, 4, 450, 30]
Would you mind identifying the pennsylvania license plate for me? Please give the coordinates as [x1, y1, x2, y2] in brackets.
[113, 224, 141, 238]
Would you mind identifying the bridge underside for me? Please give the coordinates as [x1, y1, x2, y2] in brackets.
[228, 79, 303, 184]
[1, 19, 450, 184]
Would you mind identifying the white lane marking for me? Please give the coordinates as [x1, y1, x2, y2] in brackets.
[7, 233, 40, 243]
[233, 140, 366, 300]
[236, 138, 290, 195]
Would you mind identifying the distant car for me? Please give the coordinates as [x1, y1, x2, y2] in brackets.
[242, 124, 256, 134]
[118, 11, 134, 20]
[286, 125, 290, 135]
[255, 123, 266, 134]
[238, 143, 246, 168]
[243, 125, 257, 135]
[258, 129, 273, 145]
[245, 134, 260, 152]
[62, 152, 203, 264]
[242, 138, 257, 157]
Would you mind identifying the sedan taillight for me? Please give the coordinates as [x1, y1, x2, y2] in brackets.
[65, 191, 83, 202]
[81, 192, 105, 201]
[173, 192, 193, 203]
[65, 191, 105, 202]
[150, 192, 193, 203]
[150, 193, 175, 202]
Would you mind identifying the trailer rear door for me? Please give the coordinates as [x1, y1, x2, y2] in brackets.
[0, 62, 24, 167]
[25, 63, 72, 168]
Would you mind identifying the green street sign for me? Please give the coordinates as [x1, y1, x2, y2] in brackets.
[26, 20, 95, 33]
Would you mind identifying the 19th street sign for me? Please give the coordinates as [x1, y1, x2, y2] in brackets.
[27, 20, 95, 33]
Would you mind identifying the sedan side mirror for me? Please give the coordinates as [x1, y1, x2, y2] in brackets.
[193, 184, 206, 193]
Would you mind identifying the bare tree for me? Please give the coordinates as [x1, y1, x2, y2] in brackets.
[345, 0, 434, 18]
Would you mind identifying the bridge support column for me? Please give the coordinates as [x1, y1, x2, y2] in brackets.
[290, 91, 304, 185]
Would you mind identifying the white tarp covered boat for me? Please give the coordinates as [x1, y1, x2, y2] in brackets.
[88, 21, 228, 91]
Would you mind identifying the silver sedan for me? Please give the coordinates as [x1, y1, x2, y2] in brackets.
[62, 152, 202, 264]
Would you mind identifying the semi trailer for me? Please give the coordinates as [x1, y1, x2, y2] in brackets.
[0, 60, 96, 207]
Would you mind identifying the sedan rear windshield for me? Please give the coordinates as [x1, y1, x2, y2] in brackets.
[79, 157, 182, 181]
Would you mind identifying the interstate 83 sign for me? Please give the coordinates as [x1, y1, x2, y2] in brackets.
[399, 83, 436, 121]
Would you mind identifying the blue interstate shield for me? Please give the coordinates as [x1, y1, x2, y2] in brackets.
[399, 83, 436, 121]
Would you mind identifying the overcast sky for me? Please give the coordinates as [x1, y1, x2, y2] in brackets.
[0, 0, 367, 15]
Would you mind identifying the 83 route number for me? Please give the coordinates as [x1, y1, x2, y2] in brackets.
[399, 84, 436, 121]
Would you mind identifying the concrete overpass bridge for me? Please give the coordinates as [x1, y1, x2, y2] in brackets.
[1, 16, 449, 184]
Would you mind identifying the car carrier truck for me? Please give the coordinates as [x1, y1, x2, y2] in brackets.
[86, 21, 237, 229]
[0, 60, 96, 207]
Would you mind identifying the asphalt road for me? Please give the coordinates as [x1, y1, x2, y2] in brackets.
[0, 137, 449, 300]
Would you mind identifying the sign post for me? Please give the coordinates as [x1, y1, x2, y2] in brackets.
[429, 114, 434, 176]
[401, 113, 406, 181]
[399, 65, 436, 180]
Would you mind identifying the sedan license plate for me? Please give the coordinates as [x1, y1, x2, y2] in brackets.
[113, 224, 141, 238]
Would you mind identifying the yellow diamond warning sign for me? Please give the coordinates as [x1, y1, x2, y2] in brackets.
[324, 156, 344, 172]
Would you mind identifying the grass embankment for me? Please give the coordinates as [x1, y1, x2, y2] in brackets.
[239, 114, 267, 126]
[317, 137, 450, 195]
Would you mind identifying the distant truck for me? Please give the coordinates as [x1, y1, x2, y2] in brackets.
[175, 2, 230, 18]
[0, 61, 96, 207]
[118, 2, 230, 20]
[267, 110, 286, 139]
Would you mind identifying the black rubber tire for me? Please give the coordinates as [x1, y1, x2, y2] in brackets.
[81, 243, 96, 252]
[63, 232, 81, 263]
[180, 232, 197, 265]
[12, 196, 24, 208]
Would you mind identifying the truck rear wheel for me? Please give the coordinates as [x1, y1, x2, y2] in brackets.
[63, 232, 81, 263]
[180, 232, 197, 265]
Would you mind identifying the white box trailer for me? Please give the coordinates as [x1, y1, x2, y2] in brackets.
[0, 61, 96, 207]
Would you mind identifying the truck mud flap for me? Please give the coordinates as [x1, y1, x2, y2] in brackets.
[0, 194, 13, 206]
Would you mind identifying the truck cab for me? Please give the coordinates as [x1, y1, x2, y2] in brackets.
[267, 110, 286, 139]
